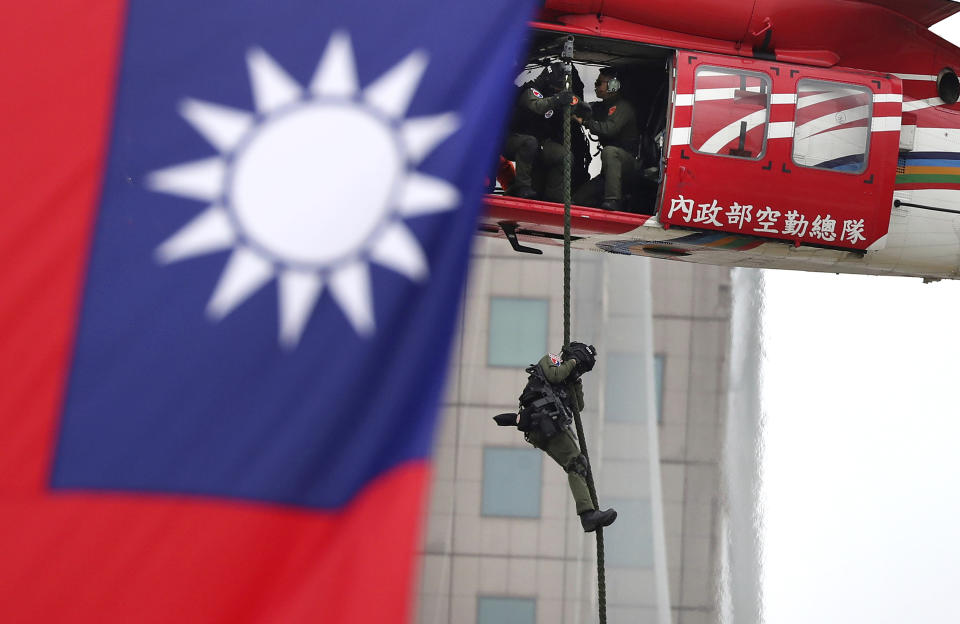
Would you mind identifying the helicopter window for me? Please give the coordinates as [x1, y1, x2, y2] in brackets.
[690, 67, 770, 161]
[792, 80, 872, 174]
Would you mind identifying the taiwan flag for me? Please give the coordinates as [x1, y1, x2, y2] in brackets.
[0, 1, 535, 621]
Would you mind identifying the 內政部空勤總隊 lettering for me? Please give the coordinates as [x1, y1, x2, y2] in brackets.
[667, 195, 867, 245]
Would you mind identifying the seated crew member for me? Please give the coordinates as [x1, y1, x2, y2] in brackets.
[502, 62, 583, 202]
[493, 342, 617, 532]
[573, 67, 640, 211]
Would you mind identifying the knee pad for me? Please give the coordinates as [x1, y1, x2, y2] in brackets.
[564, 454, 590, 480]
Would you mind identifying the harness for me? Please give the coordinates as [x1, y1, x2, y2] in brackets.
[517, 364, 574, 438]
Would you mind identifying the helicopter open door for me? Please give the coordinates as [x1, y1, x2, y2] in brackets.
[661, 51, 903, 251]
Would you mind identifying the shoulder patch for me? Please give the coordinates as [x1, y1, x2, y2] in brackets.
[544, 109, 554, 119]
[531, 88, 543, 99]
[608, 105, 617, 116]
[548, 353, 562, 366]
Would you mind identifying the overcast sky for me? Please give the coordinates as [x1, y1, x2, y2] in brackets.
[762, 272, 960, 623]
[760, 16, 960, 623]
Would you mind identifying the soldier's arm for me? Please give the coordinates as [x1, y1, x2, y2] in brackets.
[539, 355, 577, 384]
[586, 102, 633, 138]
[521, 88, 571, 116]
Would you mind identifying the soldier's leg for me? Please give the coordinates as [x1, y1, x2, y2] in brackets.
[524, 428, 546, 451]
[544, 429, 594, 514]
[572, 175, 604, 207]
[601, 146, 633, 201]
[539, 140, 567, 203]
[503, 133, 538, 193]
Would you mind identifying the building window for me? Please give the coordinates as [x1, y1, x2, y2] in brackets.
[654, 353, 665, 424]
[691, 67, 770, 160]
[792, 79, 872, 173]
[604, 498, 654, 568]
[481, 447, 542, 518]
[477, 596, 536, 624]
[488, 297, 548, 367]
[605, 352, 664, 423]
[606, 352, 643, 422]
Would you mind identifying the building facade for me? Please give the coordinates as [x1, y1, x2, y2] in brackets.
[416, 235, 736, 624]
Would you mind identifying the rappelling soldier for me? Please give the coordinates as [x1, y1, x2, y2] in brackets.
[573, 66, 640, 211]
[493, 342, 617, 532]
[501, 62, 590, 202]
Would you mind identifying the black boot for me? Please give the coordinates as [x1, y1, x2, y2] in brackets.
[506, 183, 537, 199]
[579, 508, 617, 532]
[599, 198, 621, 211]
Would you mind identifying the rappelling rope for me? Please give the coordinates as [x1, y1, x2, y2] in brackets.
[562, 49, 607, 624]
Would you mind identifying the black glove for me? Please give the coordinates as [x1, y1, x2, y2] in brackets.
[555, 90, 576, 106]
[562, 342, 597, 375]
[574, 101, 593, 120]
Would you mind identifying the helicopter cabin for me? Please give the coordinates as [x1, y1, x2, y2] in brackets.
[483, 24, 905, 255]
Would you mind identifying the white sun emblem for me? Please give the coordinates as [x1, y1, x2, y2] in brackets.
[148, 31, 460, 348]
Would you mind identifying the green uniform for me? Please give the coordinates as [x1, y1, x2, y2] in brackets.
[504, 87, 587, 202]
[523, 355, 594, 514]
[504, 88, 568, 197]
[576, 94, 640, 205]
[516, 88, 569, 127]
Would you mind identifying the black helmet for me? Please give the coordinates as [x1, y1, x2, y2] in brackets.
[535, 61, 578, 95]
[562, 342, 597, 376]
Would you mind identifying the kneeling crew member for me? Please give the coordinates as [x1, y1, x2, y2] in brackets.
[574, 67, 639, 211]
[502, 62, 579, 201]
[494, 342, 617, 532]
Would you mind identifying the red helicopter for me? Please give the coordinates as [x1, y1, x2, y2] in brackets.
[483, 0, 960, 280]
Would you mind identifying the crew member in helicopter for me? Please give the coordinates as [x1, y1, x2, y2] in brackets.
[573, 66, 640, 211]
[501, 62, 590, 202]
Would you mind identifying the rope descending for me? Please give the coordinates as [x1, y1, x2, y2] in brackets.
[562, 48, 607, 624]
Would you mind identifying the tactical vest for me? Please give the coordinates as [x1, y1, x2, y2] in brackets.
[517, 364, 574, 438]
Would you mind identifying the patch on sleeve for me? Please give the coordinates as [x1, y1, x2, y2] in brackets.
[548, 353, 562, 366]
[531, 88, 543, 99]
[608, 105, 617, 116]
[544, 109, 554, 118]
